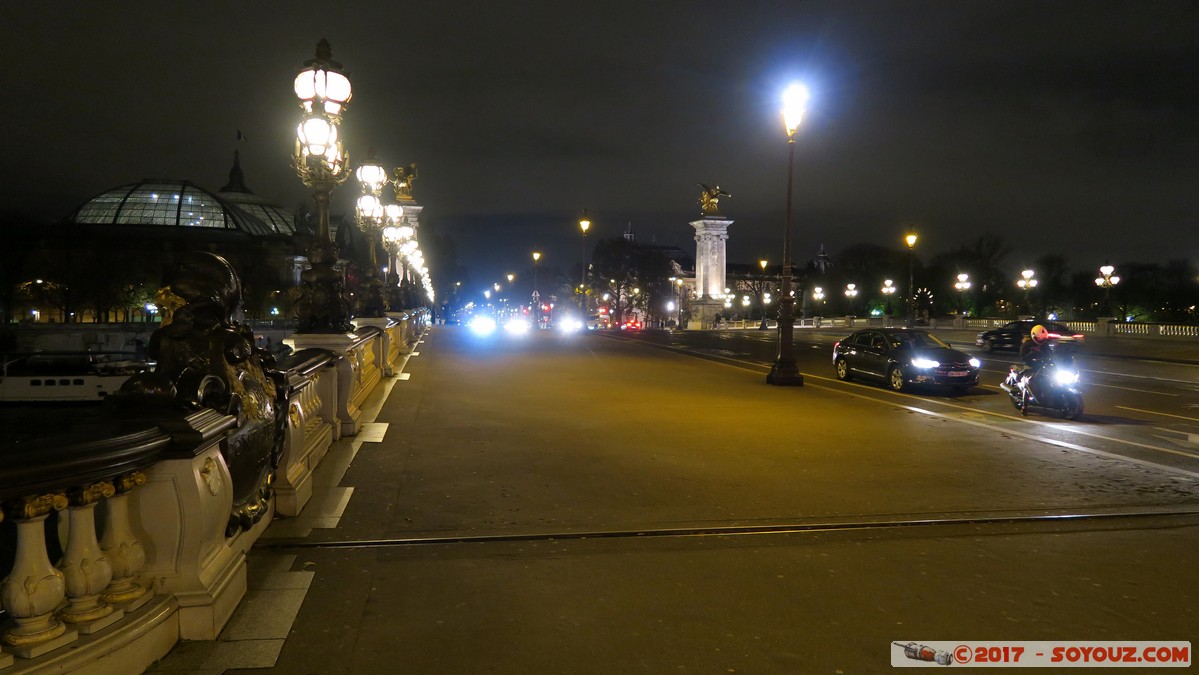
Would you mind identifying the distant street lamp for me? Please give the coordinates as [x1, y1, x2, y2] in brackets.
[531, 250, 542, 318]
[881, 279, 896, 318]
[905, 230, 918, 326]
[292, 39, 354, 333]
[844, 283, 858, 316]
[1095, 263, 1120, 316]
[758, 258, 770, 329]
[578, 210, 591, 315]
[767, 82, 810, 386]
[1017, 269, 1038, 315]
[954, 273, 971, 315]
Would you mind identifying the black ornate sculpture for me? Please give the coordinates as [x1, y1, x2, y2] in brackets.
[119, 253, 288, 535]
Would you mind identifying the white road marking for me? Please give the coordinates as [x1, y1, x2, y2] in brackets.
[1117, 406, 1199, 423]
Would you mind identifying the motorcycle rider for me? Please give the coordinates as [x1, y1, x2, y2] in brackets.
[1016, 324, 1052, 389]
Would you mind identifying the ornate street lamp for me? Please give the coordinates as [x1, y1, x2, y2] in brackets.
[292, 39, 353, 333]
[354, 153, 390, 317]
[954, 273, 971, 315]
[844, 283, 858, 316]
[767, 82, 810, 386]
[1017, 269, 1038, 315]
[1095, 263, 1120, 316]
[381, 212, 408, 311]
[905, 230, 918, 326]
[880, 278, 896, 319]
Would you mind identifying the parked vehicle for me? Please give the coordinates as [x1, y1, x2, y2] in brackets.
[832, 328, 981, 393]
[976, 320, 1084, 353]
[999, 341, 1084, 419]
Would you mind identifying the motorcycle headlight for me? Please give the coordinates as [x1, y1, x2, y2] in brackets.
[1053, 368, 1080, 386]
[968, 358, 981, 368]
[910, 357, 940, 369]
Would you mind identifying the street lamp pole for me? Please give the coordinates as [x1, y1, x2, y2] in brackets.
[292, 38, 354, 333]
[758, 259, 769, 330]
[954, 273, 971, 316]
[1095, 263, 1120, 316]
[905, 231, 918, 326]
[767, 82, 809, 386]
[531, 250, 541, 323]
[579, 210, 591, 316]
[1018, 269, 1038, 315]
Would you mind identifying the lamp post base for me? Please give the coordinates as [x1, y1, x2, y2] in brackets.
[766, 362, 804, 386]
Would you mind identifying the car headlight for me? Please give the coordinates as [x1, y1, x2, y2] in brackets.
[910, 357, 940, 369]
[968, 358, 981, 368]
[1053, 368, 1080, 386]
[468, 316, 497, 336]
[504, 318, 532, 335]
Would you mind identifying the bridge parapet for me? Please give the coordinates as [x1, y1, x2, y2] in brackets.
[0, 254, 423, 673]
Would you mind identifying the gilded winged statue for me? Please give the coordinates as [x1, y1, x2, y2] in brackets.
[393, 163, 418, 201]
[698, 183, 730, 215]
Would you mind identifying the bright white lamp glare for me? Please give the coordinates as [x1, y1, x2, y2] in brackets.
[782, 83, 810, 136]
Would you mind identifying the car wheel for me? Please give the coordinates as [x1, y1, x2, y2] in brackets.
[887, 366, 906, 392]
[981, 339, 996, 353]
[835, 358, 852, 381]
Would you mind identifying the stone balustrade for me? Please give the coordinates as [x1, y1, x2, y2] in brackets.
[0, 311, 427, 673]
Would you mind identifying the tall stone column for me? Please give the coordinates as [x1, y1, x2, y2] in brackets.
[689, 214, 733, 328]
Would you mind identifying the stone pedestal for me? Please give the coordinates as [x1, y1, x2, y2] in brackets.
[690, 299, 726, 330]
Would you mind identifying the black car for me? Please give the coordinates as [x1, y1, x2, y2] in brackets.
[975, 319, 1084, 353]
[832, 328, 981, 393]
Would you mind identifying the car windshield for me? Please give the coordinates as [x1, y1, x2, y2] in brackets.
[889, 332, 949, 350]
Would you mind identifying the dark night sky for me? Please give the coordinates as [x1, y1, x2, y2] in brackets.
[2, 1, 1197, 293]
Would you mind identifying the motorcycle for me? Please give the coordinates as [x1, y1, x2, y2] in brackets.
[999, 341, 1085, 420]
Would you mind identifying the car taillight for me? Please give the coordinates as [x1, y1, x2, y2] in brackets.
[833, 341, 840, 349]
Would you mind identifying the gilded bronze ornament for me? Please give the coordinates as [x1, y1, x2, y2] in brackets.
[698, 183, 731, 215]
[118, 252, 288, 536]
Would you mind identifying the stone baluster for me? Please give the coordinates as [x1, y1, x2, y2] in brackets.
[101, 470, 151, 611]
[58, 481, 124, 634]
[0, 493, 77, 658]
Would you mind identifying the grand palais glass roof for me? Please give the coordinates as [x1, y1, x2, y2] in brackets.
[68, 180, 293, 237]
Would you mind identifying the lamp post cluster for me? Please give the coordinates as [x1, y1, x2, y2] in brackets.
[290, 39, 432, 332]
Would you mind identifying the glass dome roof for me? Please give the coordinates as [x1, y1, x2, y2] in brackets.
[67, 180, 292, 237]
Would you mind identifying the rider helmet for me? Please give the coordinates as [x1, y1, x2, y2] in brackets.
[1030, 324, 1049, 343]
